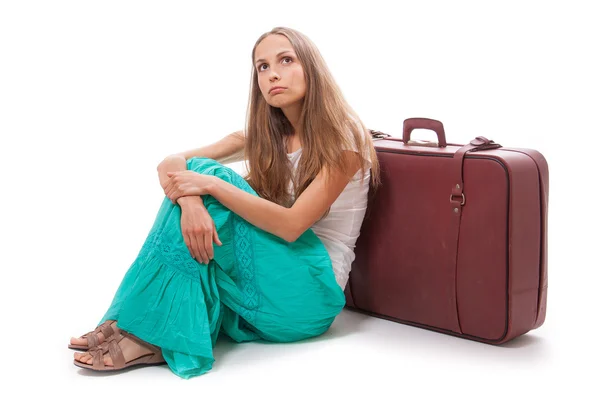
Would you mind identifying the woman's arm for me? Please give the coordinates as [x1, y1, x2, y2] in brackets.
[208, 150, 362, 242]
[157, 130, 245, 206]
[157, 154, 201, 207]
[175, 131, 246, 164]
[208, 179, 296, 242]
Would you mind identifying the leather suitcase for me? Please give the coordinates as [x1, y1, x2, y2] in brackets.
[345, 117, 549, 344]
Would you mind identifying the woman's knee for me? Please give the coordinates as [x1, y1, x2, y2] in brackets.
[186, 157, 253, 193]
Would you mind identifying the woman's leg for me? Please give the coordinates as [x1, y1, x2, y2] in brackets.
[184, 158, 346, 343]
[71, 157, 345, 379]
[72, 160, 228, 377]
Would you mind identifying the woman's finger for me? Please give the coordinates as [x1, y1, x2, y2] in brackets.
[213, 220, 222, 246]
[204, 228, 213, 261]
[182, 231, 196, 260]
[164, 179, 173, 194]
[166, 180, 180, 196]
[187, 231, 197, 260]
[194, 232, 209, 265]
[191, 232, 202, 262]
[168, 188, 178, 203]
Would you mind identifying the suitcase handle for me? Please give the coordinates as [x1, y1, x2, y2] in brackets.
[403, 118, 447, 147]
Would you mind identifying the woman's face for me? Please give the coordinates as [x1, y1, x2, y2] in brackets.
[254, 35, 306, 109]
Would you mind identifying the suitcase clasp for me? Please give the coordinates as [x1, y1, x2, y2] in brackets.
[450, 193, 466, 206]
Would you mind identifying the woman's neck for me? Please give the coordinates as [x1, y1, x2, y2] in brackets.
[286, 134, 302, 154]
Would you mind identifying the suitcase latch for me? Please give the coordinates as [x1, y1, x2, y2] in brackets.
[450, 183, 466, 210]
[450, 193, 466, 206]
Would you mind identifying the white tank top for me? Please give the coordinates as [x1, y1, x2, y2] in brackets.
[287, 134, 371, 290]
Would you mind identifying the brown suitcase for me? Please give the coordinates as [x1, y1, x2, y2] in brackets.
[345, 117, 548, 344]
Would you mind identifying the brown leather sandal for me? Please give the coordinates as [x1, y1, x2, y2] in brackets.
[73, 329, 166, 372]
[68, 320, 118, 350]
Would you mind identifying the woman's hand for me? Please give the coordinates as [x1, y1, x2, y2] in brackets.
[180, 202, 223, 264]
[164, 171, 217, 204]
[157, 154, 187, 190]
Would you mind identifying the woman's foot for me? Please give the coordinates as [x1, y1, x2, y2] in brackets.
[74, 334, 165, 367]
[70, 320, 117, 348]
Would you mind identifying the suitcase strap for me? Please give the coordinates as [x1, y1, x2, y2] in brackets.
[448, 136, 503, 334]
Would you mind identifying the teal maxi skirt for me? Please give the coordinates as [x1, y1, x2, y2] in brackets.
[97, 157, 346, 379]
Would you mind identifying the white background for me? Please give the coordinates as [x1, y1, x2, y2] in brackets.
[1, 0, 598, 398]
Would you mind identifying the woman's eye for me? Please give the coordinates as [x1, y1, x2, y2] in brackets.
[259, 57, 292, 71]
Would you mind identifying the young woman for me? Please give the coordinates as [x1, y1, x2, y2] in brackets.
[69, 26, 382, 379]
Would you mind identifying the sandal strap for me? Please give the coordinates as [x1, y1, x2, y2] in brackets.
[87, 333, 99, 348]
[99, 324, 115, 340]
[80, 320, 115, 347]
[80, 320, 112, 339]
[85, 329, 158, 370]
[87, 338, 125, 369]
[106, 338, 126, 369]
[89, 341, 110, 369]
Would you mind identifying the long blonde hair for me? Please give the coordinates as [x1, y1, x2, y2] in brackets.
[243, 27, 381, 220]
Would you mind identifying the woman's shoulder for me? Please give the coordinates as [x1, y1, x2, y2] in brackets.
[341, 116, 372, 165]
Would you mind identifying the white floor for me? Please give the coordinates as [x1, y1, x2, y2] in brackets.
[7, 295, 585, 399]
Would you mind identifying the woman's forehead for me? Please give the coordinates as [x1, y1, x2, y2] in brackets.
[255, 35, 295, 59]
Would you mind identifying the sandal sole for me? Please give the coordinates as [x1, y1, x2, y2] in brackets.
[73, 355, 167, 371]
